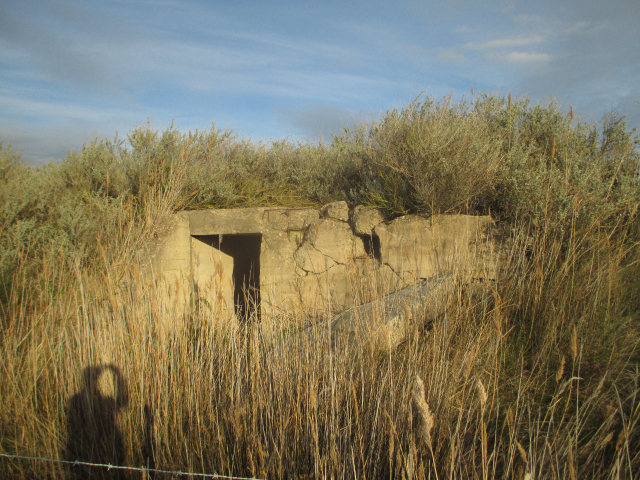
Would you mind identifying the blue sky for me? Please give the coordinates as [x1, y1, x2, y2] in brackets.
[1, 0, 639, 163]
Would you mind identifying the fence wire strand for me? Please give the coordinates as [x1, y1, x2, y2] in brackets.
[0, 453, 264, 479]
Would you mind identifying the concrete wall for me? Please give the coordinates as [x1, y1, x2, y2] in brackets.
[144, 202, 502, 321]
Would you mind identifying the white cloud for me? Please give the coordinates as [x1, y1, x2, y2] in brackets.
[564, 20, 605, 35]
[489, 51, 552, 64]
[465, 34, 546, 50]
[129, 33, 405, 103]
[2, 0, 639, 162]
[500, 0, 518, 13]
[453, 25, 472, 34]
[0, 0, 139, 92]
[0, 95, 132, 122]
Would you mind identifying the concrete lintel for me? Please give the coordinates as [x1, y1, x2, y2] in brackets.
[189, 208, 266, 235]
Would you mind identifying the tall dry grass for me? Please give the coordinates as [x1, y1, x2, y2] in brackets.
[1, 205, 638, 479]
[1, 93, 639, 478]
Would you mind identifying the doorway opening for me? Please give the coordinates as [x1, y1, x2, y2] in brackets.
[360, 234, 382, 263]
[193, 234, 262, 321]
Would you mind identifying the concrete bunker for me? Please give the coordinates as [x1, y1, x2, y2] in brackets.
[147, 202, 501, 320]
[192, 234, 261, 321]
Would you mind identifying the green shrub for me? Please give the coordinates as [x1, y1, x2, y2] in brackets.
[365, 94, 505, 217]
[1, 93, 639, 308]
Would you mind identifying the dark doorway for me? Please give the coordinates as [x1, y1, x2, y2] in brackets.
[361, 234, 382, 263]
[193, 234, 262, 321]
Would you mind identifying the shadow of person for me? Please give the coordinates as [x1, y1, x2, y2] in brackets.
[143, 404, 156, 479]
[64, 364, 128, 480]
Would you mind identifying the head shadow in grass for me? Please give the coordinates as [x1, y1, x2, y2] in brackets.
[64, 364, 128, 480]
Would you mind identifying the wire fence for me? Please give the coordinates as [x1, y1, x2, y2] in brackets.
[0, 453, 265, 479]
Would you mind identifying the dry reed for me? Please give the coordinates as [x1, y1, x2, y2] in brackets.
[1, 93, 639, 479]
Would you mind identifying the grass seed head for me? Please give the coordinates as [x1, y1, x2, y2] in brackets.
[412, 375, 434, 447]
[477, 379, 488, 407]
[556, 355, 566, 383]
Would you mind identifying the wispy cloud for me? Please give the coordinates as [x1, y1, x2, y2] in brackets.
[1, 0, 638, 163]
[0, 95, 133, 122]
[489, 51, 552, 64]
[564, 20, 605, 36]
[0, 0, 140, 92]
[453, 25, 472, 34]
[465, 34, 546, 50]
[438, 49, 467, 64]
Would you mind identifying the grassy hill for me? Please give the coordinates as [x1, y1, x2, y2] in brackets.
[1, 93, 639, 478]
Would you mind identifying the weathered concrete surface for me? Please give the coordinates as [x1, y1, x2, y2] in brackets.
[143, 203, 502, 321]
[329, 274, 458, 351]
[279, 274, 462, 354]
[353, 206, 384, 235]
[374, 214, 498, 286]
[191, 235, 234, 317]
[189, 208, 264, 235]
[143, 212, 191, 316]
[321, 201, 350, 222]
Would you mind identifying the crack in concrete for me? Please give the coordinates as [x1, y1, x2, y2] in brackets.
[290, 203, 384, 277]
[302, 261, 344, 277]
[382, 261, 405, 282]
[292, 223, 315, 256]
[295, 241, 344, 276]
[292, 211, 351, 272]
[346, 206, 359, 237]
[309, 242, 345, 267]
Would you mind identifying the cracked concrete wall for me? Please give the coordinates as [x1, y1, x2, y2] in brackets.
[145, 202, 501, 320]
[373, 214, 499, 286]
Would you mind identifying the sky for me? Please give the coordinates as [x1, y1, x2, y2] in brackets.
[1, 0, 639, 164]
